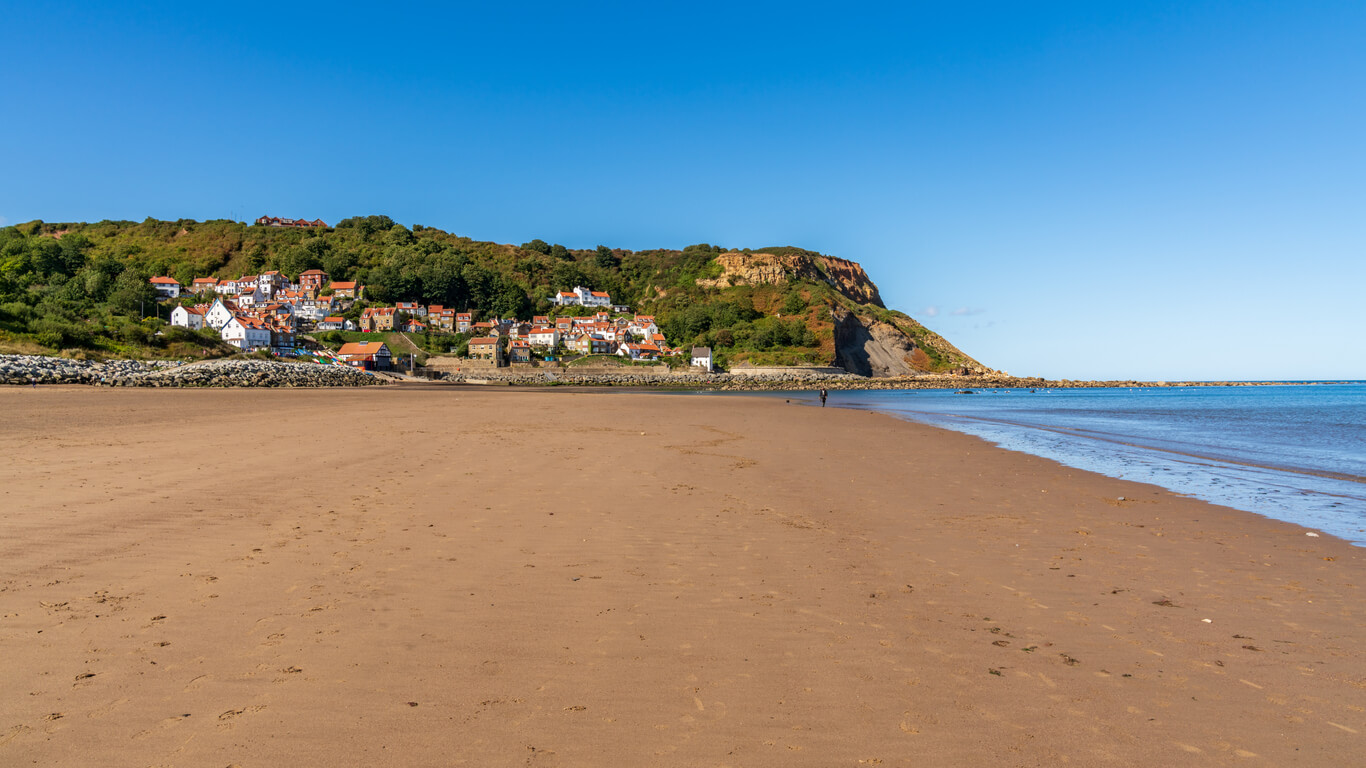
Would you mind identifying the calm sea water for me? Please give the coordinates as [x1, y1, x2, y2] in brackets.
[813, 384, 1366, 545]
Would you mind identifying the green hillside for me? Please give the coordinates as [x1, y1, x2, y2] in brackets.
[0, 216, 984, 373]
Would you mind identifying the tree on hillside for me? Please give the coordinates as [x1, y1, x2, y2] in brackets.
[521, 239, 551, 255]
[108, 266, 157, 317]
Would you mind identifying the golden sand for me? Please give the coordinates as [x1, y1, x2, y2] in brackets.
[1, 386, 1362, 765]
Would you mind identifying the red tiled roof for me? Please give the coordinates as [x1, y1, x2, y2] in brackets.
[338, 342, 387, 356]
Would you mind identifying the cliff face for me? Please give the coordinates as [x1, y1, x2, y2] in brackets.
[695, 249, 986, 377]
[698, 251, 884, 307]
[817, 256, 882, 306]
[831, 308, 986, 378]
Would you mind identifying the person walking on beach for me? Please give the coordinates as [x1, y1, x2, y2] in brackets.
[819, 388, 828, 407]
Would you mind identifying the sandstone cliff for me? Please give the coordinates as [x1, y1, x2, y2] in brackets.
[695, 249, 985, 377]
[698, 250, 884, 307]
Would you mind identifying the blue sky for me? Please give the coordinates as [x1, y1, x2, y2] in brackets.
[3, 1, 1362, 380]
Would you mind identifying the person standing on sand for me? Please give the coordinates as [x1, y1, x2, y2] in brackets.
[819, 388, 828, 407]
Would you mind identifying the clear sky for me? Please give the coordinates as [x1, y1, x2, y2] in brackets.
[3, 1, 1362, 380]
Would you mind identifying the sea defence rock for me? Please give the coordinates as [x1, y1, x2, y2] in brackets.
[426, 365, 1238, 392]
[0, 355, 382, 387]
[0, 355, 169, 385]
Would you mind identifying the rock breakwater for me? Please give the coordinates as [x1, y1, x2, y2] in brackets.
[429, 367, 1258, 391]
[1, 355, 382, 387]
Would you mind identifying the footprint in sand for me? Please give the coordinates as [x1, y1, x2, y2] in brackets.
[217, 705, 266, 729]
[1, 725, 34, 746]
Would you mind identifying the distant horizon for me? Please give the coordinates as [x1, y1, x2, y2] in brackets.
[3, 1, 1362, 382]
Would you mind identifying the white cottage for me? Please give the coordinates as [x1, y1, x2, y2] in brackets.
[220, 316, 272, 350]
[690, 346, 713, 372]
[203, 298, 237, 330]
[169, 305, 206, 330]
[149, 276, 181, 299]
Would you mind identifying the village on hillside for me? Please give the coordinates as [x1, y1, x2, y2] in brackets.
[150, 265, 714, 373]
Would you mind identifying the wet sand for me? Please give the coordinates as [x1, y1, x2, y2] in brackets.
[1, 386, 1362, 766]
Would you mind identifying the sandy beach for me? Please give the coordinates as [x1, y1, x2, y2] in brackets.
[1, 385, 1362, 766]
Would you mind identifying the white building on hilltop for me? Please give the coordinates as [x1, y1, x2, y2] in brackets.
[550, 286, 611, 307]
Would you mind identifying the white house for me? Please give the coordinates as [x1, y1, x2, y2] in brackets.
[630, 315, 659, 336]
[169, 305, 206, 330]
[294, 300, 328, 323]
[619, 342, 661, 361]
[149, 276, 181, 298]
[691, 346, 713, 372]
[528, 327, 560, 348]
[235, 288, 265, 309]
[220, 316, 272, 350]
[204, 298, 237, 330]
[317, 316, 355, 331]
[550, 285, 611, 307]
[257, 270, 287, 298]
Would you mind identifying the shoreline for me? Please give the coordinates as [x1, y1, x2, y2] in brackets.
[4, 351, 1357, 390]
[2, 386, 1363, 764]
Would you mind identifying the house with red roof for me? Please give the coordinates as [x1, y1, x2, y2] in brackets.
[618, 342, 662, 361]
[317, 316, 355, 331]
[149, 276, 181, 298]
[256, 215, 329, 229]
[428, 308, 456, 332]
[337, 341, 391, 370]
[468, 337, 503, 363]
[220, 315, 272, 350]
[549, 285, 611, 307]
[528, 327, 559, 349]
[169, 305, 206, 330]
[329, 281, 362, 299]
[297, 269, 329, 291]
[359, 306, 396, 332]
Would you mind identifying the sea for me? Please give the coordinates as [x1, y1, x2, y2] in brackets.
[810, 383, 1366, 545]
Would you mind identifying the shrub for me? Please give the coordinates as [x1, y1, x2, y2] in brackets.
[31, 317, 96, 349]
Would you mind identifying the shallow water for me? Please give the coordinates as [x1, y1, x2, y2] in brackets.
[815, 383, 1366, 545]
